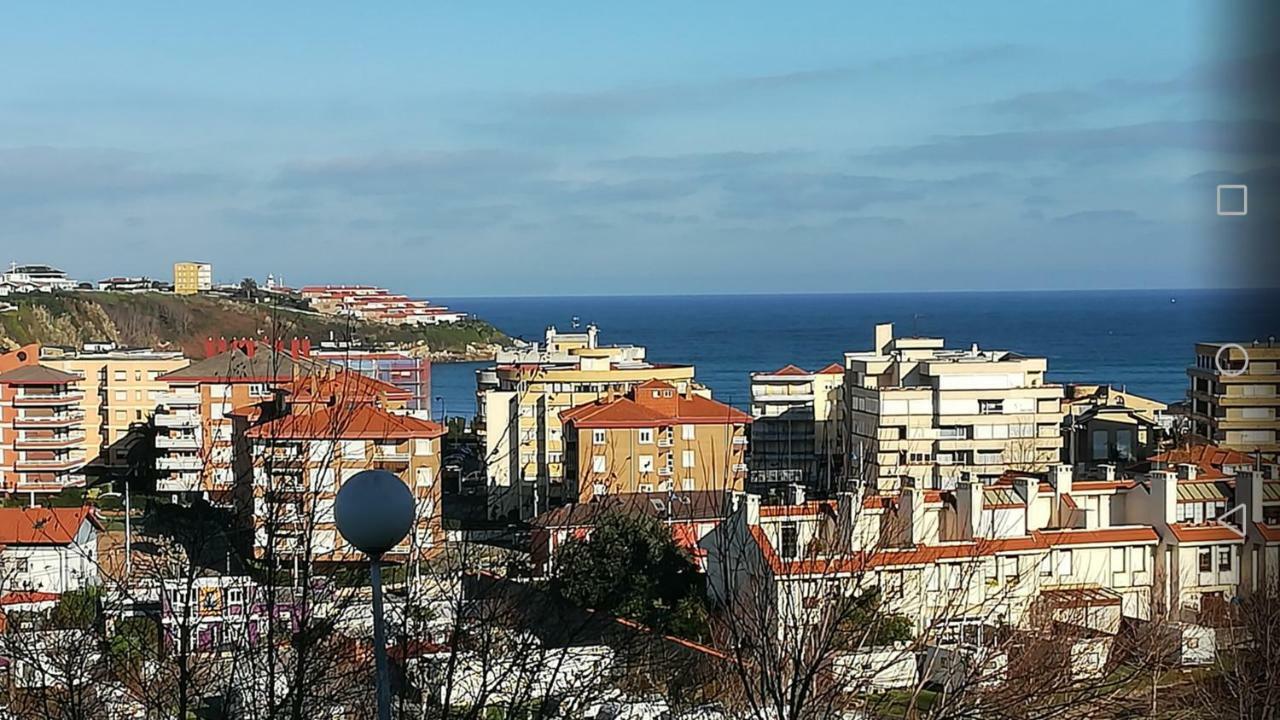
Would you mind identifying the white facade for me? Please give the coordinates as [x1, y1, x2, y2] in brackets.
[0, 515, 100, 594]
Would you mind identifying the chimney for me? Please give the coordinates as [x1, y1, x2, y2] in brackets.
[900, 483, 925, 545]
[874, 322, 894, 355]
[1013, 476, 1039, 534]
[1051, 464, 1073, 528]
[1238, 470, 1264, 530]
[1177, 463, 1197, 483]
[956, 481, 983, 540]
[1099, 464, 1116, 482]
[1149, 470, 1178, 525]
[1052, 464, 1074, 496]
[835, 491, 858, 552]
[790, 483, 807, 506]
[743, 492, 760, 527]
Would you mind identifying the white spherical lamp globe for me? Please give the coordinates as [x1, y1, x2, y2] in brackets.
[335, 469, 416, 557]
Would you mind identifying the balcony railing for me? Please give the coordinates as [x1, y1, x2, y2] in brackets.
[157, 473, 203, 493]
[157, 392, 201, 407]
[15, 455, 86, 472]
[374, 450, 411, 462]
[13, 392, 84, 407]
[155, 412, 200, 428]
[157, 456, 203, 471]
[14, 412, 84, 428]
[14, 433, 85, 449]
[155, 434, 200, 449]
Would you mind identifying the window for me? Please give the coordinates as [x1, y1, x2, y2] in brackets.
[549, 452, 562, 464]
[1111, 547, 1127, 572]
[638, 483, 653, 493]
[682, 450, 695, 469]
[114, 390, 127, 401]
[1130, 547, 1147, 572]
[413, 439, 433, 456]
[978, 399, 1004, 415]
[927, 567, 940, 592]
[885, 570, 904, 598]
[908, 452, 931, 464]
[1039, 554, 1053, 577]
[249, 383, 271, 397]
[947, 565, 963, 590]
[938, 426, 967, 440]
[114, 370, 126, 381]
[134, 389, 143, 401]
[341, 440, 365, 459]
[1198, 548, 1212, 573]
[682, 477, 695, 492]
[1265, 506, 1280, 525]
[781, 522, 799, 560]
[114, 410, 126, 421]
[592, 456, 607, 473]
[1057, 549, 1073, 576]
[638, 429, 654, 445]
[415, 467, 434, 487]
[148, 390, 158, 401]
[1218, 547, 1233, 572]
[592, 429, 606, 445]
[638, 455, 654, 473]
[147, 370, 159, 381]
[226, 587, 244, 606]
[682, 424, 695, 440]
[1115, 429, 1134, 460]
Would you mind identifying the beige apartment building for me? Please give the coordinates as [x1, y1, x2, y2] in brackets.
[749, 363, 845, 495]
[173, 261, 212, 295]
[843, 323, 1065, 491]
[1187, 340, 1280, 454]
[479, 325, 699, 520]
[561, 380, 750, 501]
[42, 344, 187, 470]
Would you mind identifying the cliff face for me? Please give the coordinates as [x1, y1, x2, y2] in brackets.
[0, 292, 509, 360]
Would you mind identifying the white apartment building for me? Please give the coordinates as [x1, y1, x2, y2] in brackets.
[843, 323, 1064, 491]
[1187, 339, 1280, 454]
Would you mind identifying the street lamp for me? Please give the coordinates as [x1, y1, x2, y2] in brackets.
[334, 470, 416, 720]
[98, 484, 132, 581]
[434, 395, 446, 425]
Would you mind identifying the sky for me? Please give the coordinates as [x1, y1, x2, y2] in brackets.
[0, 2, 1271, 296]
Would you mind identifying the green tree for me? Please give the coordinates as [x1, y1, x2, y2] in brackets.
[50, 586, 102, 630]
[832, 589, 913, 649]
[552, 510, 707, 639]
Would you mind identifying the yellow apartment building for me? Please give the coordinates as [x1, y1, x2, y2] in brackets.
[478, 325, 700, 520]
[562, 379, 750, 501]
[42, 344, 187, 471]
[173, 261, 212, 295]
[1188, 340, 1280, 454]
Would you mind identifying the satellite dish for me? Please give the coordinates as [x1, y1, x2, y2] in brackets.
[335, 470, 416, 557]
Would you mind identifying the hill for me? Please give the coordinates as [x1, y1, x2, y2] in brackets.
[0, 291, 511, 361]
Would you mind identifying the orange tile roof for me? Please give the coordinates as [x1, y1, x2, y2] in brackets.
[1254, 523, 1280, 543]
[0, 591, 60, 606]
[247, 403, 445, 440]
[0, 364, 80, 385]
[561, 392, 751, 428]
[749, 524, 1157, 577]
[817, 362, 845, 375]
[1168, 523, 1245, 544]
[1147, 445, 1257, 471]
[0, 507, 102, 546]
[770, 364, 810, 376]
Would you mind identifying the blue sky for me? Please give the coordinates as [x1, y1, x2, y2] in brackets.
[0, 2, 1267, 295]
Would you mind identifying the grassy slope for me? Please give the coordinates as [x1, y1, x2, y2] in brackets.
[0, 291, 509, 358]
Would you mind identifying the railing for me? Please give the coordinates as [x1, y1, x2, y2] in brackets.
[15, 455, 85, 471]
[157, 456, 203, 471]
[15, 432, 85, 448]
[657, 438, 674, 448]
[14, 412, 84, 426]
[155, 413, 200, 428]
[158, 392, 201, 406]
[14, 392, 84, 406]
[155, 435, 200, 449]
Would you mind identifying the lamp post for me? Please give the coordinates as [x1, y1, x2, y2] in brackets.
[99, 483, 132, 580]
[434, 395, 445, 425]
[334, 470, 416, 720]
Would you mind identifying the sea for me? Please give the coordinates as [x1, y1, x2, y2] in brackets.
[430, 290, 1280, 420]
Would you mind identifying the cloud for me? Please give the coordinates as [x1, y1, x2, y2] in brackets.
[594, 150, 805, 175]
[1049, 209, 1146, 226]
[0, 146, 221, 208]
[274, 149, 554, 196]
[865, 121, 1280, 165]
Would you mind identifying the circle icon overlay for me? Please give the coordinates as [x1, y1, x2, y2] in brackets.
[1214, 343, 1250, 378]
[334, 469, 416, 557]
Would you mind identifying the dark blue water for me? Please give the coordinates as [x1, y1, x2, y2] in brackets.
[433, 290, 1280, 419]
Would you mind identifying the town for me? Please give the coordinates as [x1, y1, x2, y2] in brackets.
[0, 262, 1274, 718]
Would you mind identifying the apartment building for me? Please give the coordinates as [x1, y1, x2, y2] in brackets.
[153, 339, 410, 503]
[843, 323, 1064, 491]
[312, 348, 431, 412]
[244, 398, 445, 562]
[0, 347, 87, 494]
[479, 325, 699, 520]
[1063, 385, 1168, 466]
[1187, 340, 1280, 454]
[299, 285, 464, 326]
[41, 344, 187, 471]
[1, 263, 77, 293]
[173, 261, 212, 295]
[748, 363, 844, 494]
[561, 380, 750, 502]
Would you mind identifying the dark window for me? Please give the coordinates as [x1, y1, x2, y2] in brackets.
[781, 521, 799, 560]
[1115, 430, 1134, 460]
[1218, 547, 1232, 572]
[1264, 506, 1280, 525]
[1091, 430, 1109, 460]
[1199, 548, 1212, 573]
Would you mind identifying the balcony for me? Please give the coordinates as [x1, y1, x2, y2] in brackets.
[157, 456, 203, 471]
[658, 467, 673, 477]
[155, 434, 200, 449]
[13, 412, 84, 428]
[155, 412, 200, 428]
[157, 391, 201, 407]
[15, 455, 86, 472]
[373, 450, 411, 463]
[13, 392, 84, 407]
[732, 436, 749, 445]
[15, 431, 85, 449]
[657, 437, 674, 448]
[158, 472, 203, 493]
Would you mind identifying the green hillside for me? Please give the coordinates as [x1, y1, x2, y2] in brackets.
[0, 291, 510, 360]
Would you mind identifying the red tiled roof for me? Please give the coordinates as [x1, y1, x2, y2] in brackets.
[1254, 523, 1280, 543]
[817, 363, 845, 375]
[0, 591, 60, 606]
[1168, 523, 1245, 544]
[561, 392, 751, 428]
[0, 364, 80, 385]
[770, 364, 810, 376]
[749, 524, 1158, 577]
[0, 507, 102, 546]
[1147, 445, 1257, 471]
[247, 403, 445, 440]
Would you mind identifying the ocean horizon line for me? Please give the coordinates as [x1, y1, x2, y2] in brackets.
[434, 286, 1278, 302]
